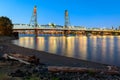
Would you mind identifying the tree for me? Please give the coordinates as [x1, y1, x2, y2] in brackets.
[0, 16, 13, 36]
[51, 23, 56, 28]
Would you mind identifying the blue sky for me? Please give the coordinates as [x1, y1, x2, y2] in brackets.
[0, 0, 120, 28]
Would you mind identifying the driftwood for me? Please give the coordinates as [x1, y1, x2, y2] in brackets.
[48, 66, 89, 73]
[3, 53, 39, 65]
[48, 66, 120, 75]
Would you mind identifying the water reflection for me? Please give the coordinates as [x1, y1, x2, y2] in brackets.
[65, 37, 75, 57]
[61, 36, 66, 55]
[12, 35, 120, 66]
[19, 37, 34, 49]
[117, 37, 120, 52]
[109, 36, 114, 62]
[91, 36, 97, 60]
[101, 36, 107, 61]
[48, 37, 57, 54]
[36, 37, 45, 51]
[78, 36, 87, 59]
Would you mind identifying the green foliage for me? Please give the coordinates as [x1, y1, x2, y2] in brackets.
[51, 23, 56, 28]
[25, 77, 40, 80]
[51, 77, 60, 80]
[0, 73, 14, 80]
[24, 74, 40, 80]
[0, 16, 13, 36]
[88, 70, 96, 76]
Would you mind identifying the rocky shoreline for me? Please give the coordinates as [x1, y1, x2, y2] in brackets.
[0, 36, 120, 80]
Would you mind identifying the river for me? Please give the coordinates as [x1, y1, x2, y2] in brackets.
[12, 34, 120, 66]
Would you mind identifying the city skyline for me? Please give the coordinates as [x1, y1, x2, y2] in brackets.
[0, 0, 120, 28]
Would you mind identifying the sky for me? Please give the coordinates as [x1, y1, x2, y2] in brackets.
[0, 0, 120, 28]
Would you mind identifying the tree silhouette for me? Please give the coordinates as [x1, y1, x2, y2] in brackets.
[0, 16, 13, 36]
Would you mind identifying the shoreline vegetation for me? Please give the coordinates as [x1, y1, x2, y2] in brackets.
[0, 36, 120, 80]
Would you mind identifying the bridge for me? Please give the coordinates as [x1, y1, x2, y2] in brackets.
[13, 24, 120, 36]
[13, 6, 120, 36]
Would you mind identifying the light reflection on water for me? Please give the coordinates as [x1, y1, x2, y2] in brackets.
[12, 35, 120, 66]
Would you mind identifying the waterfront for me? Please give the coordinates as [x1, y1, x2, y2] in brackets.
[12, 34, 120, 66]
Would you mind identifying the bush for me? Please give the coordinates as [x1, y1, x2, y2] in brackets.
[0, 16, 13, 36]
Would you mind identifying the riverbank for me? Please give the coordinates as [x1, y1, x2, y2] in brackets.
[0, 36, 120, 80]
[0, 37, 108, 69]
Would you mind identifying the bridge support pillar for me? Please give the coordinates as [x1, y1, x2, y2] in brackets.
[34, 29, 38, 37]
[64, 30, 68, 36]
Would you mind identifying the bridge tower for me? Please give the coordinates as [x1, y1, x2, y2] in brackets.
[64, 10, 71, 28]
[30, 5, 38, 37]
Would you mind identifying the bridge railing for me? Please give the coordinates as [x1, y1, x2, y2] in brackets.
[13, 24, 120, 32]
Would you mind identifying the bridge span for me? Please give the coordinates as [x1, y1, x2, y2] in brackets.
[13, 27, 120, 36]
